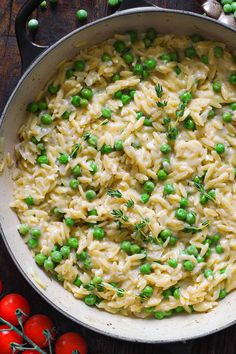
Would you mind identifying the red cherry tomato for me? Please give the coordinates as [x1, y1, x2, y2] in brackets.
[24, 314, 55, 348]
[55, 332, 88, 354]
[0, 293, 30, 325]
[22, 351, 42, 354]
[0, 325, 23, 354]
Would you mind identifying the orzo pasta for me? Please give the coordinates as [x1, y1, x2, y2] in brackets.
[11, 29, 236, 319]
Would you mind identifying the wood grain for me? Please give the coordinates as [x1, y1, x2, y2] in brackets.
[0, 1, 235, 353]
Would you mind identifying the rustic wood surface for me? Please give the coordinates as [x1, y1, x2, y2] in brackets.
[0, 1, 236, 353]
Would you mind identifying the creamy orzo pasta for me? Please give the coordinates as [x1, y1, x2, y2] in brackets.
[11, 29, 236, 319]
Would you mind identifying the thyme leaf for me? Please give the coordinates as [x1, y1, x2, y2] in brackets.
[155, 84, 163, 98]
[156, 100, 167, 108]
[107, 189, 123, 198]
[125, 199, 134, 208]
[70, 143, 81, 158]
[183, 220, 210, 234]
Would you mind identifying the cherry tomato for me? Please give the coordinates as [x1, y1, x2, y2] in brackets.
[22, 351, 42, 354]
[24, 314, 55, 348]
[0, 325, 23, 354]
[55, 332, 88, 354]
[0, 293, 30, 325]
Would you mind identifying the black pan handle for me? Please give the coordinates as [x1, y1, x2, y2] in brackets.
[119, 0, 157, 11]
[15, 0, 48, 73]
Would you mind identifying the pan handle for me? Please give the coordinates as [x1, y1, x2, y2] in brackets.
[15, 0, 48, 73]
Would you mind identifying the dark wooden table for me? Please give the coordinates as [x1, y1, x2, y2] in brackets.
[0, 1, 236, 353]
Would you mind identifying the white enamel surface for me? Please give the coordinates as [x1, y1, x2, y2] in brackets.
[0, 9, 236, 343]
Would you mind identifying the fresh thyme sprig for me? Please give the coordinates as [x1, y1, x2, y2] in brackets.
[125, 199, 134, 208]
[107, 189, 123, 198]
[183, 220, 210, 234]
[155, 83, 163, 98]
[134, 218, 150, 232]
[70, 143, 81, 158]
[156, 100, 167, 108]
[111, 209, 129, 222]
[193, 179, 215, 202]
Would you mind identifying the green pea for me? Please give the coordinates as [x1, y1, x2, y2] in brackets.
[133, 63, 143, 75]
[145, 28, 157, 41]
[229, 72, 236, 85]
[185, 47, 197, 58]
[84, 294, 98, 306]
[169, 236, 177, 246]
[200, 193, 208, 205]
[61, 110, 71, 120]
[160, 53, 172, 62]
[59, 153, 70, 164]
[112, 73, 121, 82]
[35, 253, 47, 266]
[140, 193, 150, 204]
[27, 102, 38, 113]
[52, 207, 63, 219]
[175, 208, 187, 221]
[101, 107, 112, 119]
[175, 306, 184, 313]
[68, 237, 79, 249]
[197, 255, 204, 263]
[121, 94, 131, 106]
[159, 228, 172, 240]
[18, 223, 30, 236]
[87, 135, 98, 148]
[232, 2, 236, 11]
[157, 169, 167, 181]
[84, 258, 92, 269]
[184, 117, 196, 131]
[25, 196, 34, 206]
[44, 258, 55, 270]
[27, 19, 39, 30]
[48, 84, 59, 95]
[154, 311, 165, 320]
[222, 111, 232, 124]
[162, 289, 172, 299]
[88, 209, 98, 216]
[40, 1, 47, 9]
[30, 227, 41, 239]
[204, 269, 213, 278]
[89, 161, 98, 174]
[167, 126, 179, 140]
[122, 52, 134, 64]
[74, 277, 82, 287]
[85, 190, 97, 201]
[163, 183, 175, 195]
[77, 250, 88, 261]
[120, 241, 131, 253]
[101, 144, 113, 154]
[186, 245, 198, 256]
[168, 258, 178, 268]
[143, 181, 155, 194]
[208, 189, 216, 199]
[183, 260, 195, 271]
[160, 143, 171, 154]
[72, 165, 82, 177]
[190, 33, 203, 42]
[60, 245, 70, 258]
[179, 91, 192, 104]
[180, 198, 188, 208]
[201, 54, 209, 65]
[66, 68, 75, 79]
[114, 139, 124, 151]
[71, 95, 81, 107]
[142, 286, 153, 298]
[223, 3, 232, 12]
[219, 289, 227, 299]
[74, 59, 86, 71]
[128, 30, 138, 43]
[36, 143, 45, 153]
[114, 90, 122, 99]
[37, 155, 49, 165]
[64, 217, 75, 227]
[230, 102, 236, 110]
[91, 276, 103, 286]
[69, 179, 79, 190]
[80, 87, 93, 101]
[173, 288, 180, 299]
[101, 53, 112, 62]
[186, 212, 196, 225]
[136, 111, 144, 120]
[113, 40, 126, 52]
[93, 227, 105, 240]
[140, 263, 152, 274]
[28, 238, 38, 249]
[204, 247, 211, 257]
[215, 245, 224, 254]
[212, 81, 222, 93]
[144, 58, 157, 70]
[214, 46, 224, 58]
[215, 143, 225, 155]
[130, 244, 141, 254]
[76, 9, 88, 21]
[51, 250, 62, 263]
[143, 117, 153, 127]
[80, 99, 89, 108]
[208, 108, 216, 119]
